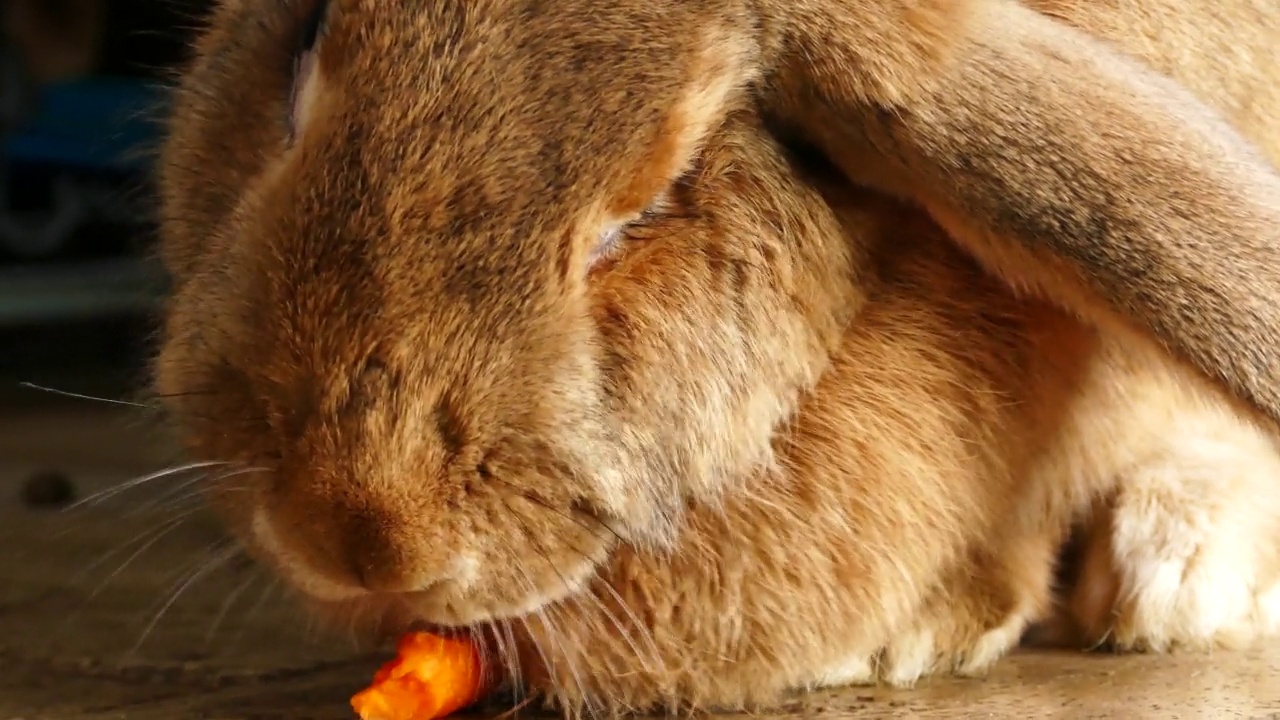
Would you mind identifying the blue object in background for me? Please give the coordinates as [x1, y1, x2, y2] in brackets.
[0, 76, 169, 324]
[0, 76, 166, 260]
[4, 76, 164, 173]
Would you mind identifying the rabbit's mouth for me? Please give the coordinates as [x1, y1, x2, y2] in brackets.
[245, 494, 621, 631]
[290, 553, 614, 647]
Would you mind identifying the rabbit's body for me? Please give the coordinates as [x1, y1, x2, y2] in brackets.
[1012, 0, 1280, 655]
[770, 0, 1280, 666]
[764, 0, 1280, 431]
[153, 0, 1280, 716]
[495, 117, 1280, 713]
[505, 137, 1098, 708]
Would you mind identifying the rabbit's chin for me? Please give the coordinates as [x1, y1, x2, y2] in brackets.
[297, 579, 598, 645]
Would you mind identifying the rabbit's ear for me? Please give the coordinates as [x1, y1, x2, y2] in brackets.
[763, 0, 1280, 430]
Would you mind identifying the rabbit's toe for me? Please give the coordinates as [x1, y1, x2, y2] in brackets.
[876, 593, 1037, 687]
[811, 653, 877, 688]
[824, 547, 1052, 689]
[1070, 445, 1280, 652]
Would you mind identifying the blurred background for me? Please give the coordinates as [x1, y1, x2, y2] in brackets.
[0, 0, 211, 396]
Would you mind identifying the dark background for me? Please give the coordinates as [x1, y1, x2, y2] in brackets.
[0, 0, 216, 414]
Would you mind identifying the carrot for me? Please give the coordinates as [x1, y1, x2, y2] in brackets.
[351, 632, 489, 720]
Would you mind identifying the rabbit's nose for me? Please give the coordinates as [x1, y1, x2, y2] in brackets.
[253, 477, 456, 600]
[340, 509, 453, 595]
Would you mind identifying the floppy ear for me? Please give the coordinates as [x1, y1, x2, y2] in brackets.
[757, 0, 1280, 429]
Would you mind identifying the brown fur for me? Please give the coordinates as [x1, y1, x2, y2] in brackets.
[153, 0, 1280, 715]
[758, 0, 1280, 432]
[1013, 0, 1280, 655]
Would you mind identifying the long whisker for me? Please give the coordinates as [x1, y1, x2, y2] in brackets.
[517, 615, 556, 713]
[125, 465, 265, 517]
[72, 506, 204, 589]
[17, 381, 153, 408]
[504, 504, 593, 719]
[503, 618, 525, 704]
[506, 545, 563, 704]
[143, 388, 228, 401]
[521, 510, 658, 681]
[542, 603, 595, 720]
[502, 495, 664, 681]
[489, 617, 523, 703]
[586, 572, 665, 678]
[489, 476, 627, 545]
[224, 576, 284, 651]
[205, 563, 263, 645]
[130, 542, 242, 655]
[65, 460, 231, 511]
[52, 508, 206, 646]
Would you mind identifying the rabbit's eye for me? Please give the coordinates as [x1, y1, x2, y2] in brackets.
[588, 200, 670, 273]
[590, 227, 626, 270]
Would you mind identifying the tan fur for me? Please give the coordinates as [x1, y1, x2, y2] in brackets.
[152, 0, 1280, 716]
[1008, 0, 1280, 655]
[760, 0, 1280, 432]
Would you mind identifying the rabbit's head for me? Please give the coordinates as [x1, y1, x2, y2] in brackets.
[152, 0, 860, 628]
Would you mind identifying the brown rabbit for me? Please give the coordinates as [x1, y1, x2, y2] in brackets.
[151, 0, 1280, 714]
[153, 95, 1280, 710]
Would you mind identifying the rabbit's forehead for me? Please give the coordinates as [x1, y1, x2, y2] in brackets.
[317, 0, 761, 217]
[159, 0, 761, 372]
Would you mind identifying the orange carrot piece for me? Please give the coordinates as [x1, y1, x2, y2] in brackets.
[351, 632, 488, 720]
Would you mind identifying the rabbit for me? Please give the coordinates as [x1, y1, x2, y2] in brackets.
[152, 87, 1280, 709]
[150, 0, 1280, 714]
[151, 77, 1075, 705]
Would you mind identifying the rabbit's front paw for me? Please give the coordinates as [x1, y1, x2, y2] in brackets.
[874, 596, 1033, 687]
[1070, 442, 1280, 652]
[878, 546, 1053, 687]
[818, 536, 1056, 689]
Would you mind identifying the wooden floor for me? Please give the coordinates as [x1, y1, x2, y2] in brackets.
[3, 324, 1280, 719]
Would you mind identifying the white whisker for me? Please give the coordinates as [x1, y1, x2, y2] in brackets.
[66, 460, 230, 510]
[73, 507, 203, 589]
[130, 542, 242, 654]
[53, 509, 205, 644]
[225, 577, 283, 650]
[590, 574, 665, 677]
[18, 381, 152, 408]
[493, 617, 524, 700]
[204, 563, 261, 645]
[125, 465, 264, 517]
[541, 603, 594, 720]
[518, 615, 557, 710]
